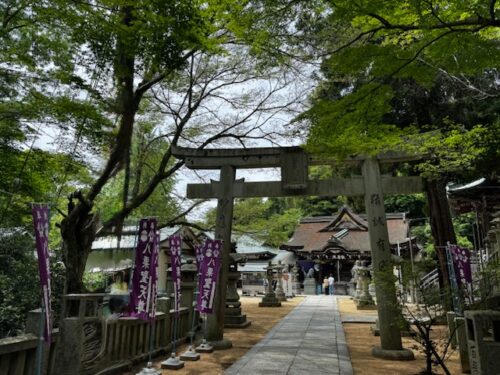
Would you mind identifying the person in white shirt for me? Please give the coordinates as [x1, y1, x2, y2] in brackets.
[328, 274, 335, 295]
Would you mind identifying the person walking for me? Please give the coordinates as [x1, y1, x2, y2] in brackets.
[328, 274, 335, 295]
[323, 277, 329, 295]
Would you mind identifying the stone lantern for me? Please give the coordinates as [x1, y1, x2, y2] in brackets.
[274, 261, 287, 302]
[224, 253, 251, 328]
[354, 260, 375, 309]
[259, 262, 281, 307]
[291, 264, 301, 296]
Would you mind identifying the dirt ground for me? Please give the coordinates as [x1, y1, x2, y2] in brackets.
[128, 296, 304, 375]
[127, 296, 466, 375]
[339, 297, 466, 375]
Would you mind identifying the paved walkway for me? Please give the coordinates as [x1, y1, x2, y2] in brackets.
[225, 295, 353, 375]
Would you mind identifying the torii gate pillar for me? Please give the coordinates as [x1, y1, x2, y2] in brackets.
[207, 165, 235, 348]
[362, 159, 414, 360]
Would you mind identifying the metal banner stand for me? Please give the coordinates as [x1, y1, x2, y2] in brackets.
[136, 319, 160, 375]
[195, 314, 213, 353]
[446, 244, 464, 315]
[180, 291, 200, 361]
[35, 303, 46, 375]
[161, 304, 185, 370]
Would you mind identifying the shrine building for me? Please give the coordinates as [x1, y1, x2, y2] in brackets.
[280, 206, 420, 292]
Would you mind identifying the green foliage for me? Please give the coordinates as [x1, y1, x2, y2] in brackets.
[384, 193, 426, 218]
[301, 0, 500, 182]
[205, 198, 302, 247]
[0, 149, 92, 229]
[0, 232, 38, 337]
[411, 214, 473, 257]
[304, 83, 406, 158]
[94, 120, 180, 223]
[83, 272, 107, 293]
[0, 231, 65, 338]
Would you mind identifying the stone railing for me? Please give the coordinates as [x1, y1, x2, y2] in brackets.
[0, 330, 58, 375]
[0, 291, 195, 375]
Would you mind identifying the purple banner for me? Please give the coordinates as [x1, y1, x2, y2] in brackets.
[450, 245, 472, 285]
[169, 235, 182, 318]
[196, 239, 222, 314]
[148, 231, 159, 321]
[32, 204, 51, 342]
[130, 218, 158, 320]
[195, 244, 204, 271]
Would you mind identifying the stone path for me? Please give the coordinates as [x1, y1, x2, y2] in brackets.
[224, 295, 353, 375]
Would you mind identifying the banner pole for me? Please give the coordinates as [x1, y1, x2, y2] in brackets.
[172, 313, 177, 354]
[148, 318, 155, 363]
[35, 301, 45, 375]
[161, 234, 185, 370]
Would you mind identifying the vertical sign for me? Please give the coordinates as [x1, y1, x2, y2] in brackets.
[195, 243, 204, 271]
[169, 234, 182, 317]
[148, 231, 159, 321]
[196, 239, 222, 314]
[130, 218, 157, 320]
[32, 204, 51, 342]
[449, 245, 472, 285]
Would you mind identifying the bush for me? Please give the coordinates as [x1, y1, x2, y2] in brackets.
[0, 230, 65, 338]
[83, 271, 107, 292]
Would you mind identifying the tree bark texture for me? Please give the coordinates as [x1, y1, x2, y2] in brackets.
[60, 194, 99, 293]
[425, 179, 457, 293]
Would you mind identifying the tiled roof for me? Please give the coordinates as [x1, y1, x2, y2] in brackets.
[281, 206, 409, 253]
[200, 231, 278, 256]
[92, 226, 198, 251]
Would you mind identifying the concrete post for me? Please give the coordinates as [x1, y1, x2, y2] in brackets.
[455, 317, 470, 373]
[446, 311, 457, 349]
[362, 158, 414, 360]
[206, 165, 235, 349]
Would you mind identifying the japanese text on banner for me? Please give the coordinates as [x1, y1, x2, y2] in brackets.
[196, 239, 222, 314]
[130, 218, 158, 320]
[449, 245, 472, 286]
[169, 234, 182, 318]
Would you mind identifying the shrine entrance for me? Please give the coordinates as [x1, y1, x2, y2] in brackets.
[172, 145, 423, 359]
[283, 205, 419, 295]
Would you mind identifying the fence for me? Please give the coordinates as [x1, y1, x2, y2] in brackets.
[419, 266, 500, 313]
[0, 294, 195, 375]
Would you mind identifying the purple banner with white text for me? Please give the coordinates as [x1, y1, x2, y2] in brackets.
[148, 232, 159, 321]
[196, 239, 222, 314]
[195, 244, 204, 272]
[32, 204, 52, 342]
[449, 245, 472, 285]
[169, 234, 182, 318]
[130, 218, 158, 321]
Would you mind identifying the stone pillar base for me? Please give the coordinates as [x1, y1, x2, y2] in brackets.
[195, 340, 213, 353]
[161, 354, 185, 370]
[355, 299, 376, 310]
[180, 346, 200, 361]
[208, 338, 233, 350]
[371, 346, 414, 361]
[224, 314, 252, 328]
[259, 301, 282, 307]
[275, 292, 287, 302]
[259, 294, 282, 307]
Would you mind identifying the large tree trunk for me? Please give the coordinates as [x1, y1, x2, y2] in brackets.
[60, 193, 99, 293]
[425, 179, 457, 295]
[59, 6, 135, 294]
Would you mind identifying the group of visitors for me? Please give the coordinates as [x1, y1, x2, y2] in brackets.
[323, 274, 335, 295]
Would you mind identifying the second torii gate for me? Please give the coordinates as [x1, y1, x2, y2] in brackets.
[172, 145, 421, 359]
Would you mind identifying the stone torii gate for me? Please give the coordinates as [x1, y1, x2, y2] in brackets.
[172, 145, 422, 359]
